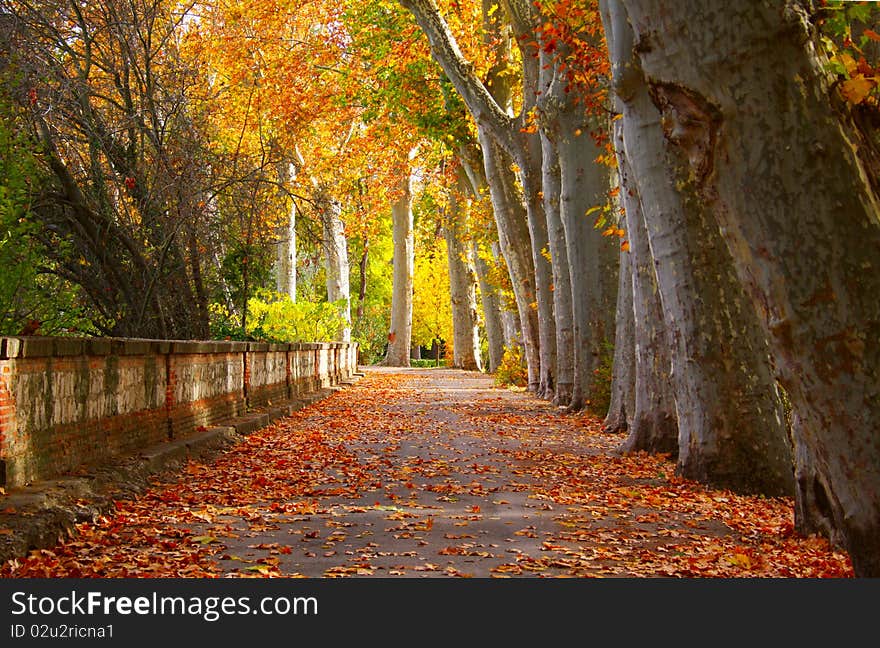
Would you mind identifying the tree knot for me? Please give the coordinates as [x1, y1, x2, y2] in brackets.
[649, 82, 723, 184]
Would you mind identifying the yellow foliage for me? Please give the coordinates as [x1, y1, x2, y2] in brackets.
[494, 345, 528, 387]
[841, 75, 876, 104]
[412, 238, 454, 352]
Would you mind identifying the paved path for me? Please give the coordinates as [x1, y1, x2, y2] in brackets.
[1, 367, 853, 578]
[196, 367, 608, 578]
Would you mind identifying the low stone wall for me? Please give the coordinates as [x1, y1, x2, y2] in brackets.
[0, 337, 358, 488]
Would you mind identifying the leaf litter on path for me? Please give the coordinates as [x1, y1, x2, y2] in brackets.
[0, 370, 853, 578]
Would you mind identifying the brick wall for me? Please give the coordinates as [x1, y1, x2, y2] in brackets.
[0, 337, 358, 488]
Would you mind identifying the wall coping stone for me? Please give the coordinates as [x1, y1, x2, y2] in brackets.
[0, 336, 353, 360]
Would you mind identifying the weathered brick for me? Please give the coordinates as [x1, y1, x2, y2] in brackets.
[0, 337, 357, 487]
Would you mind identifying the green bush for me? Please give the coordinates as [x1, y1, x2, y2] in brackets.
[351, 302, 390, 364]
[410, 357, 449, 368]
[210, 290, 348, 343]
[587, 341, 614, 416]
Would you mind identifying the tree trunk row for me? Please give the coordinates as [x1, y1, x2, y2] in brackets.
[403, 0, 880, 576]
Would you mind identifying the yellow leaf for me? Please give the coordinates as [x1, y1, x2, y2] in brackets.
[244, 564, 272, 573]
[841, 76, 876, 104]
[728, 553, 752, 569]
[834, 53, 859, 76]
[541, 246, 552, 262]
[620, 241, 630, 252]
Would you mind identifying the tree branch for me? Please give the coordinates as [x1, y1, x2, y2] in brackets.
[399, 0, 516, 152]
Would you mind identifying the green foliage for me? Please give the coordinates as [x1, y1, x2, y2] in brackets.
[218, 241, 274, 314]
[817, 1, 880, 105]
[208, 303, 249, 341]
[0, 99, 87, 335]
[410, 357, 449, 368]
[820, 1, 877, 42]
[349, 227, 394, 364]
[209, 290, 348, 343]
[587, 341, 615, 417]
[494, 344, 528, 388]
[352, 301, 390, 363]
[341, 1, 472, 148]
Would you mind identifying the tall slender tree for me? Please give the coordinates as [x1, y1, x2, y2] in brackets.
[382, 165, 416, 366]
[401, 0, 559, 397]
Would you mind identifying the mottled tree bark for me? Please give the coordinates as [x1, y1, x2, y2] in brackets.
[457, 153, 507, 374]
[472, 240, 505, 373]
[604, 241, 635, 433]
[275, 162, 297, 302]
[492, 242, 524, 350]
[559, 127, 618, 413]
[460, 141, 540, 388]
[444, 169, 482, 371]
[524, 0, 617, 410]
[402, 0, 556, 397]
[622, 0, 880, 576]
[319, 192, 351, 342]
[604, 0, 794, 497]
[540, 136, 575, 405]
[612, 122, 677, 454]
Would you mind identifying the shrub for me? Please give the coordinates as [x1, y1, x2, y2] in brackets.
[410, 357, 449, 368]
[494, 344, 528, 388]
[209, 290, 348, 343]
[587, 341, 614, 416]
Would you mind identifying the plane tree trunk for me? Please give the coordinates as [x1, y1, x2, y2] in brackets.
[621, 0, 880, 576]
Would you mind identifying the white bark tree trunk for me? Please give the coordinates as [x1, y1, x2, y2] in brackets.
[622, 0, 880, 576]
[492, 241, 523, 350]
[402, 0, 556, 397]
[320, 192, 351, 342]
[519, 141, 556, 399]
[382, 171, 414, 366]
[558, 131, 617, 412]
[540, 135, 575, 405]
[460, 141, 540, 389]
[502, 1, 556, 399]
[472, 240, 505, 373]
[444, 234, 481, 370]
[613, 120, 678, 454]
[456, 151, 508, 374]
[523, 0, 617, 410]
[274, 162, 297, 301]
[444, 169, 482, 371]
[604, 241, 635, 434]
[605, 0, 794, 497]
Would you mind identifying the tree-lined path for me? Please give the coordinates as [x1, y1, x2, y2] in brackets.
[3, 0, 880, 577]
[1, 369, 852, 578]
